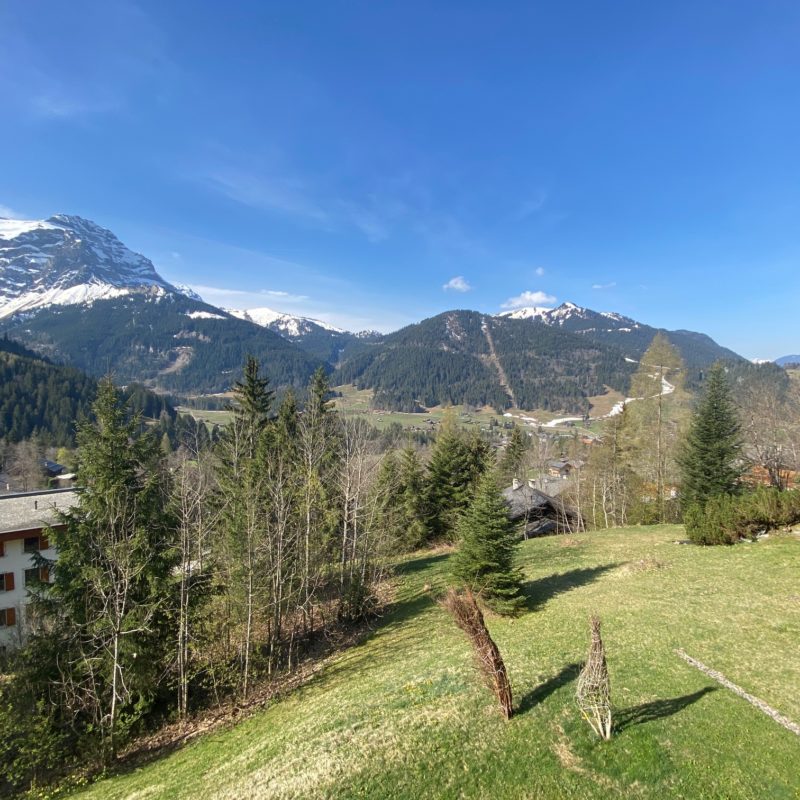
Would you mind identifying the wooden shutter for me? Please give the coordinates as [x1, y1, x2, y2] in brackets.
[6, 607, 15, 626]
[40, 567, 50, 583]
[3, 573, 13, 592]
[40, 536, 49, 550]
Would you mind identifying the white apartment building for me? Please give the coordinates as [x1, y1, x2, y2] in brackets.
[0, 488, 78, 650]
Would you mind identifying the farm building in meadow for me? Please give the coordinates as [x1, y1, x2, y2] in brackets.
[502, 478, 580, 537]
[0, 488, 79, 650]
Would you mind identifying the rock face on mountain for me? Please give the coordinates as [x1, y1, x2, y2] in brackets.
[0, 215, 194, 319]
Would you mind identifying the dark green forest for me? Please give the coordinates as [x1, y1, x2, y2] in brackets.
[1, 294, 324, 394]
[0, 336, 212, 449]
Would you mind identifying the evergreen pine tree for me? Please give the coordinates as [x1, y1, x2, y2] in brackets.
[679, 363, 743, 511]
[425, 418, 488, 540]
[215, 356, 275, 697]
[32, 377, 176, 760]
[450, 471, 524, 615]
[398, 446, 427, 548]
[499, 425, 527, 484]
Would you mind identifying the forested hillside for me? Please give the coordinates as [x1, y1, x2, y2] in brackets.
[1, 294, 324, 393]
[333, 307, 744, 413]
[0, 336, 96, 444]
[0, 336, 212, 448]
[334, 311, 637, 413]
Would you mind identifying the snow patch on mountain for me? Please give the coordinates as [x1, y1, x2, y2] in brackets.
[497, 306, 553, 321]
[186, 310, 225, 320]
[497, 302, 641, 331]
[0, 218, 58, 239]
[174, 283, 203, 302]
[0, 214, 180, 320]
[225, 307, 345, 337]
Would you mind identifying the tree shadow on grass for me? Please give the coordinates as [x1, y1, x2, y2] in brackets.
[615, 687, 716, 731]
[394, 551, 450, 577]
[516, 662, 581, 715]
[522, 563, 621, 611]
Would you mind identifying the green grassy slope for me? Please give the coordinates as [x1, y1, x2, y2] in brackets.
[72, 527, 800, 799]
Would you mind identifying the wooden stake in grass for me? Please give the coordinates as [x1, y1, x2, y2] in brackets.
[441, 588, 514, 719]
[577, 615, 612, 740]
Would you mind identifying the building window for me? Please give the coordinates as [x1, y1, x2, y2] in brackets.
[0, 572, 14, 592]
[23, 537, 41, 553]
[24, 567, 49, 587]
[0, 608, 16, 627]
[0, 542, 5, 557]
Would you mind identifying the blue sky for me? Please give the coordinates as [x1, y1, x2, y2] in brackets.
[1, 1, 799, 357]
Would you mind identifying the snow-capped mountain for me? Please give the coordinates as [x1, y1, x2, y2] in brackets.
[173, 283, 204, 302]
[225, 306, 345, 338]
[0, 214, 198, 319]
[498, 301, 640, 331]
[498, 306, 553, 321]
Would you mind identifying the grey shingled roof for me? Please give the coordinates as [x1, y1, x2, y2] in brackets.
[0, 488, 79, 535]
[501, 483, 558, 520]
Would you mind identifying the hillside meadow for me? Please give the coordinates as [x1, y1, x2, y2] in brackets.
[69, 526, 800, 800]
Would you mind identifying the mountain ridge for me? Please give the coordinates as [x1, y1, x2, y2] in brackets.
[0, 213, 746, 405]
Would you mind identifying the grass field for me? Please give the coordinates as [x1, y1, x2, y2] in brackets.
[175, 407, 234, 427]
[70, 526, 800, 799]
[331, 384, 505, 432]
[179, 383, 623, 438]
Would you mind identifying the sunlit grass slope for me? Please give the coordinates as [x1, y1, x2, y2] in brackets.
[72, 526, 800, 799]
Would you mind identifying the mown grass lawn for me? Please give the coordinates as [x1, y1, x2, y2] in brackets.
[71, 526, 800, 799]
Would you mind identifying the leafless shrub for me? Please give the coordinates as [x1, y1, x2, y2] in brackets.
[576, 615, 612, 740]
[441, 588, 513, 719]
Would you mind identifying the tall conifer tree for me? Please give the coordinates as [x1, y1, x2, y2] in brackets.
[679, 363, 742, 510]
[425, 418, 489, 540]
[450, 472, 524, 615]
[34, 377, 175, 759]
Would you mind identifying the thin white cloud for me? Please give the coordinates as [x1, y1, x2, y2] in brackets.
[442, 276, 472, 293]
[0, 204, 22, 218]
[592, 282, 617, 290]
[189, 285, 309, 304]
[501, 290, 557, 309]
[515, 190, 548, 221]
[0, 1, 173, 120]
[202, 168, 330, 225]
[535, 266, 545, 277]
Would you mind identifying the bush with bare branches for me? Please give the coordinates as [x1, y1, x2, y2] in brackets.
[576, 614, 612, 739]
[441, 588, 513, 719]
